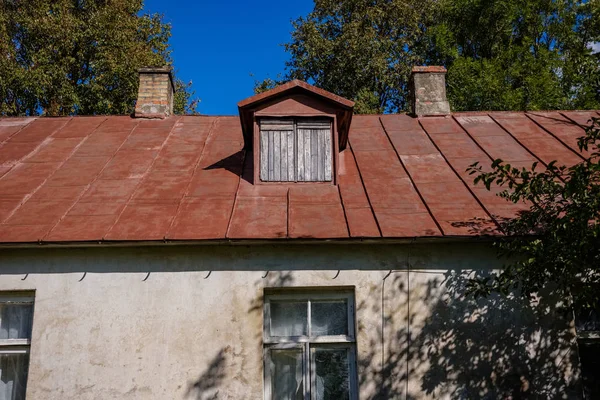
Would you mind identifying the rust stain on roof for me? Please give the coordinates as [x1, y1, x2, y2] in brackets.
[0, 110, 598, 244]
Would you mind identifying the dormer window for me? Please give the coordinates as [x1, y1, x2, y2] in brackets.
[238, 80, 354, 185]
[259, 118, 333, 182]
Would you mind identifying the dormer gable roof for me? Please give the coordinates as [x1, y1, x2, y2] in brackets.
[238, 80, 355, 150]
[237, 80, 355, 109]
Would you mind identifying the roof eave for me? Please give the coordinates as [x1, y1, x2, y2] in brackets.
[0, 235, 500, 250]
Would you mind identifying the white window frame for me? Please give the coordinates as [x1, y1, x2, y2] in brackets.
[263, 290, 358, 400]
[0, 292, 34, 400]
[0, 294, 34, 352]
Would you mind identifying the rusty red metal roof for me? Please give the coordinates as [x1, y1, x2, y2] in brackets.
[0, 110, 598, 244]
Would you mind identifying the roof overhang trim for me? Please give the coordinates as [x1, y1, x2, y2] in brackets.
[0, 236, 496, 249]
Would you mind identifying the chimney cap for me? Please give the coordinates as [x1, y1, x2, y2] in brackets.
[411, 66, 447, 74]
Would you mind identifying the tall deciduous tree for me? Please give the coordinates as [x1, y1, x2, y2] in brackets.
[258, 0, 600, 113]
[257, 0, 438, 114]
[0, 0, 198, 116]
[435, 0, 600, 111]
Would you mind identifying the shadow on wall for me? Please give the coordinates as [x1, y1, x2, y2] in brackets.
[184, 270, 295, 399]
[248, 269, 295, 345]
[185, 349, 228, 400]
[359, 269, 580, 399]
[184, 271, 296, 400]
[181, 268, 579, 399]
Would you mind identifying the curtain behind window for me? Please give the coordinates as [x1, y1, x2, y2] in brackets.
[0, 354, 28, 400]
[271, 350, 303, 400]
[0, 302, 32, 400]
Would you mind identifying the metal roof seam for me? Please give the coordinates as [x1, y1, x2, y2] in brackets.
[453, 115, 502, 163]
[164, 117, 219, 239]
[418, 117, 506, 234]
[448, 115, 506, 233]
[487, 114, 549, 168]
[336, 183, 352, 238]
[0, 117, 89, 227]
[44, 117, 141, 241]
[381, 117, 445, 236]
[455, 114, 551, 217]
[524, 113, 586, 162]
[19, 137, 65, 166]
[558, 111, 590, 129]
[0, 118, 35, 147]
[346, 141, 383, 237]
[224, 148, 247, 239]
[2, 118, 70, 168]
[102, 117, 181, 240]
[40, 117, 111, 240]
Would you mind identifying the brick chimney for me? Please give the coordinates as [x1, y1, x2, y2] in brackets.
[134, 67, 174, 118]
[410, 66, 450, 117]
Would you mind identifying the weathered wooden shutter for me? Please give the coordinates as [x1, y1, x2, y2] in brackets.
[296, 120, 332, 182]
[259, 118, 332, 182]
[260, 119, 295, 182]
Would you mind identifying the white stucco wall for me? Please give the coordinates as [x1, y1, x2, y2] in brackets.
[0, 242, 582, 399]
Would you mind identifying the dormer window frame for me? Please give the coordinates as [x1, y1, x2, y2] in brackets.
[253, 112, 339, 185]
[237, 80, 354, 187]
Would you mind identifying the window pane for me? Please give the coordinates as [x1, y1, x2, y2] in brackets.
[579, 341, 600, 398]
[576, 306, 600, 332]
[0, 353, 29, 400]
[270, 349, 303, 400]
[270, 301, 308, 337]
[311, 301, 348, 336]
[313, 348, 350, 400]
[0, 304, 33, 340]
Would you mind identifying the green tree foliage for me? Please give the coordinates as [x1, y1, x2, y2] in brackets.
[0, 0, 198, 116]
[256, 0, 438, 113]
[467, 117, 600, 313]
[173, 78, 200, 115]
[253, 77, 281, 96]
[258, 0, 600, 113]
[436, 0, 600, 111]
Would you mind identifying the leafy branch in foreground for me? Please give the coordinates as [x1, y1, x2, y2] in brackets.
[467, 117, 600, 312]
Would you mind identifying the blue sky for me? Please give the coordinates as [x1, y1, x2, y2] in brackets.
[143, 0, 314, 115]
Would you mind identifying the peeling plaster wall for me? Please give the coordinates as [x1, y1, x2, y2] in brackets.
[0, 242, 581, 399]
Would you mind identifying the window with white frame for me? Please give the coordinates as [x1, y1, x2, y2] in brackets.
[259, 118, 333, 182]
[263, 289, 357, 400]
[0, 293, 33, 400]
